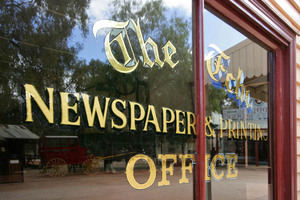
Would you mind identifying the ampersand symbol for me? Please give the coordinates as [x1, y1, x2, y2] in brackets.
[205, 116, 215, 137]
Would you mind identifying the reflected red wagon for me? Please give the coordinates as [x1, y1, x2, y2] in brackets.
[39, 136, 98, 177]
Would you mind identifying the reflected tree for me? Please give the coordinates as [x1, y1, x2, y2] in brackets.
[206, 84, 227, 116]
[0, 0, 194, 157]
[0, 0, 90, 126]
[72, 0, 193, 110]
[68, 0, 194, 159]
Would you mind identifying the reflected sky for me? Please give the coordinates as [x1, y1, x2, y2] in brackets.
[204, 9, 246, 56]
[68, 0, 192, 62]
[69, 4, 246, 63]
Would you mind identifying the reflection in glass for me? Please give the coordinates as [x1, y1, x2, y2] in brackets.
[204, 9, 269, 200]
[0, 0, 195, 199]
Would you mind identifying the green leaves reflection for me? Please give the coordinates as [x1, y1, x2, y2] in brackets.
[0, 0, 194, 150]
[0, 0, 90, 124]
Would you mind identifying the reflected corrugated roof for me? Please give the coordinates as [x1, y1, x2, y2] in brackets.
[205, 39, 268, 84]
[0, 125, 39, 140]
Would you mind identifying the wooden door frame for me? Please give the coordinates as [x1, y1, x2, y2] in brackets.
[194, 0, 297, 199]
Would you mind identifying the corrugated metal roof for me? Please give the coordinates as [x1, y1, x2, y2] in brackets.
[205, 39, 268, 84]
[0, 125, 39, 140]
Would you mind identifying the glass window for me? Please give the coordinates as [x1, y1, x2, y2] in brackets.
[204, 9, 270, 200]
[0, 0, 195, 199]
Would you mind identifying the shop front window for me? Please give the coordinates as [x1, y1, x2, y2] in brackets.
[204, 9, 270, 200]
[0, 0, 196, 199]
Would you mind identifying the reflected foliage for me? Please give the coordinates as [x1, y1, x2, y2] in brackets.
[0, 0, 90, 124]
[0, 0, 195, 162]
[72, 0, 193, 110]
[70, 0, 194, 157]
[206, 84, 226, 116]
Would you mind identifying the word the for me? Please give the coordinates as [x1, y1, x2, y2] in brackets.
[93, 19, 178, 73]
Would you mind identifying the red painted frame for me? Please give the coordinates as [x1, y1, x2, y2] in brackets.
[194, 0, 297, 199]
[194, 0, 205, 199]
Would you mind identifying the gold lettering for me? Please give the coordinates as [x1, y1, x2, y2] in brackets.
[175, 110, 185, 134]
[93, 20, 138, 74]
[129, 102, 145, 130]
[124, 153, 240, 189]
[60, 92, 80, 126]
[186, 112, 196, 135]
[81, 94, 110, 128]
[225, 73, 236, 93]
[220, 118, 227, 138]
[179, 154, 194, 184]
[162, 107, 175, 133]
[24, 84, 54, 123]
[105, 32, 139, 73]
[206, 48, 229, 82]
[211, 154, 225, 181]
[205, 116, 215, 137]
[206, 45, 253, 111]
[143, 105, 161, 132]
[226, 154, 238, 179]
[111, 99, 127, 129]
[158, 154, 177, 186]
[234, 68, 245, 101]
[131, 19, 154, 68]
[145, 37, 164, 67]
[162, 41, 179, 68]
[245, 91, 251, 108]
[125, 154, 156, 190]
[228, 119, 236, 139]
[94, 19, 178, 73]
[205, 154, 211, 181]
